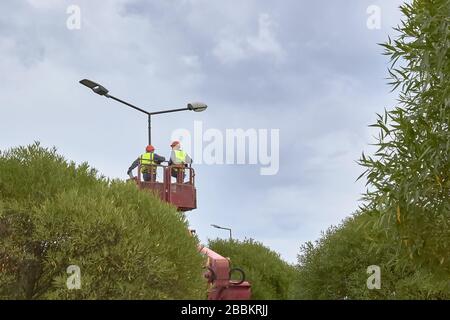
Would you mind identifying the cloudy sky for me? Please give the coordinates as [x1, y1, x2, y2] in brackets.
[0, 0, 405, 263]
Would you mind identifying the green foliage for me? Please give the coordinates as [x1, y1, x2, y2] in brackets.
[294, 214, 449, 299]
[294, 0, 449, 299]
[0, 143, 205, 299]
[359, 0, 450, 272]
[208, 238, 297, 300]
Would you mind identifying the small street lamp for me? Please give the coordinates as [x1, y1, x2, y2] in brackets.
[211, 224, 233, 240]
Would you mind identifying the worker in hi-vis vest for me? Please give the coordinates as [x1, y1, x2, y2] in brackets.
[168, 141, 192, 183]
[127, 145, 165, 182]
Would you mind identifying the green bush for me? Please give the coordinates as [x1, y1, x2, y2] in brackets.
[293, 214, 449, 299]
[207, 238, 297, 300]
[0, 143, 205, 299]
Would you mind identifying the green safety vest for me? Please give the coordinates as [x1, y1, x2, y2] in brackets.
[140, 152, 156, 173]
[174, 150, 186, 164]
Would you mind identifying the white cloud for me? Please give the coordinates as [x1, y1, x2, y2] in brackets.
[213, 38, 247, 65]
[26, 0, 64, 9]
[248, 13, 285, 60]
[213, 13, 285, 65]
[180, 54, 201, 69]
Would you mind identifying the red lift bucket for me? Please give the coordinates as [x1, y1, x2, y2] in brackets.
[136, 164, 197, 212]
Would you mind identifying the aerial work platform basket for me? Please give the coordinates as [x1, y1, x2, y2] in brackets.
[135, 164, 197, 212]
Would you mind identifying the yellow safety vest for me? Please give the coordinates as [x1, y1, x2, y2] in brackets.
[140, 152, 155, 173]
[174, 150, 186, 164]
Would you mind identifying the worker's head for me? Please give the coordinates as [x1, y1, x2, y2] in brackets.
[146, 145, 155, 152]
[170, 140, 180, 150]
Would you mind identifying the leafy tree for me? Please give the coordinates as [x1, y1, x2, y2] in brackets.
[208, 238, 297, 300]
[294, 0, 449, 299]
[358, 0, 449, 280]
[0, 143, 205, 299]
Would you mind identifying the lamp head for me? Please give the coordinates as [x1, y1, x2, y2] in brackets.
[79, 79, 109, 96]
[187, 102, 208, 112]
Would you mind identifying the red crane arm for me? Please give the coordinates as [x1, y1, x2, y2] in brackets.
[199, 246, 251, 300]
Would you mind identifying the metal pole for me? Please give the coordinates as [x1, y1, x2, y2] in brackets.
[148, 114, 152, 145]
[229, 229, 232, 241]
[106, 94, 151, 116]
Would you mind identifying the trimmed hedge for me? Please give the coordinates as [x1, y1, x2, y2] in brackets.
[0, 143, 205, 299]
[294, 213, 450, 299]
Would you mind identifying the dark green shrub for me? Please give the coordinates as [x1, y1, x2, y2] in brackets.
[207, 238, 297, 300]
[0, 143, 205, 299]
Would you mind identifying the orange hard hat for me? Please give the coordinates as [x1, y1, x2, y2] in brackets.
[170, 140, 180, 148]
[146, 145, 155, 152]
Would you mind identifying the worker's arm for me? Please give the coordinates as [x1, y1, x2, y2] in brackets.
[170, 150, 177, 164]
[185, 154, 193, 165]
[154, 153, 166, 164]
[127, 158, 140, 177]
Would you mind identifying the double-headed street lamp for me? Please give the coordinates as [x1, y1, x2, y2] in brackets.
[211, 224, 233, 240]
[79, 79, 207, 145]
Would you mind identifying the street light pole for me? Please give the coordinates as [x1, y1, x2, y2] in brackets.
[104, 92, 155, 145]
[148, 114, 152, 145]
[79, 79, 207, 146]
[211, 224, 233, 241]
